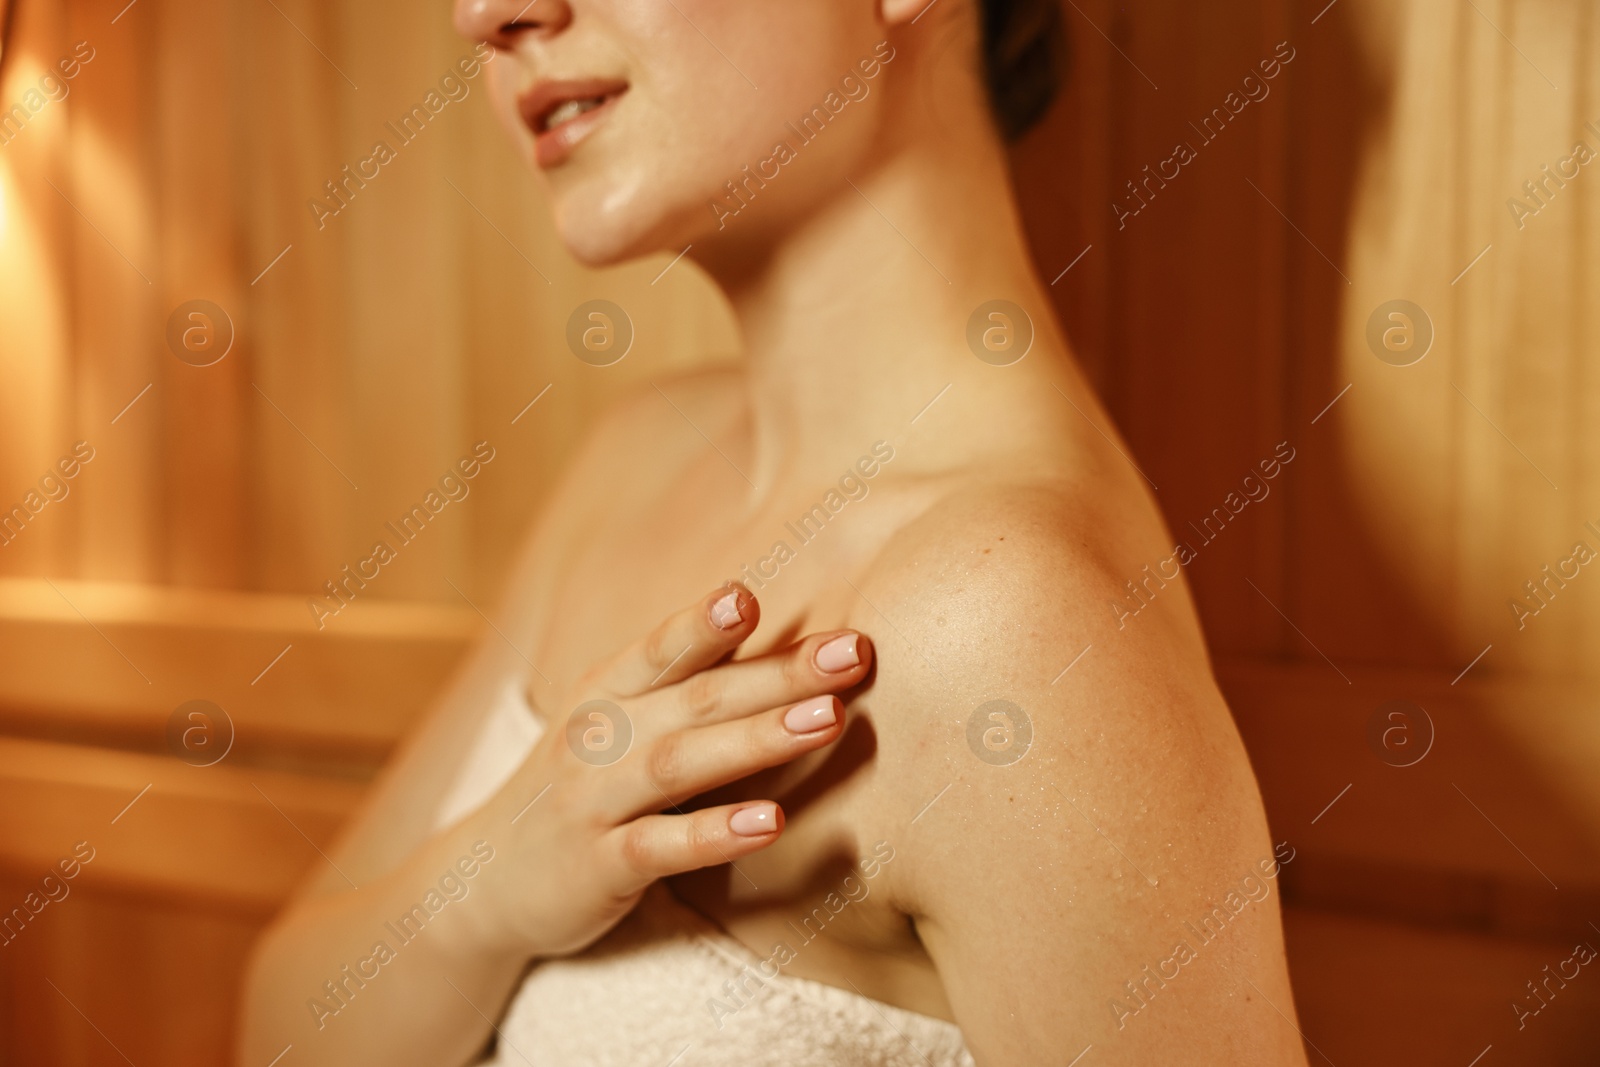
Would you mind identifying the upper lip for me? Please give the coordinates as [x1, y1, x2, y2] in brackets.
[517, 77, 630, 134]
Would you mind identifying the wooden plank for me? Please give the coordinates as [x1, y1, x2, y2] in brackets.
[0, 736, 363, 916]
[154, 0, 248, 589]
[0, 872, 260, 1067]
[1283, 906, 1600, 1067]
[0, 578, 477, 763]
[1220, 655, 1600, 938]
[0, 0, 73, 578]
[66, 0, 162, 583]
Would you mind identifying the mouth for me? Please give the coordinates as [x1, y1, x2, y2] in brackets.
[518, 78, 630, 168]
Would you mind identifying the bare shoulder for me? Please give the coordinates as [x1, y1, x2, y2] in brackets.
[846, 478, 1301, 1061]
[849, 476, 1248, 835]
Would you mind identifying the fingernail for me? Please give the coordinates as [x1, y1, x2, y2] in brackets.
[710, 591, 743, 629]
[814, 634, 860, 673]
[729, 802, 779, 836]
[784, 696, 838, 734]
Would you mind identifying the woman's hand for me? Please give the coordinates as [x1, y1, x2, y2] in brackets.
[457, 583, 872, 960]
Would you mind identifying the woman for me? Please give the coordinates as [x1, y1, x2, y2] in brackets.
[240, 1, 1307, 1063]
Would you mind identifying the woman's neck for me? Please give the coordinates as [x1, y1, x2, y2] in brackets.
[695, 135, 1063, 501]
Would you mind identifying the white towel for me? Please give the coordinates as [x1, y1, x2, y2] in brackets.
[436, 677, 976, 1066]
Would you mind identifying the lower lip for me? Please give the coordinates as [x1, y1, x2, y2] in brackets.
[535, 94, 622, 168]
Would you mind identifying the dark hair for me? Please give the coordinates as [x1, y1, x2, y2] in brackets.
[978, 0, 1069, 141]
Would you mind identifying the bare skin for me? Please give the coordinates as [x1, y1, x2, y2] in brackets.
[239, 0, 1309, 1064]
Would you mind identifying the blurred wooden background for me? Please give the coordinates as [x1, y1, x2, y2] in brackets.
[1, 0, 1597, 1063]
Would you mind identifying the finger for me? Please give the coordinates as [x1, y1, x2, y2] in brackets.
[623, 694, 846, 814]
[600, 583, 759, 696]
[604, 801, 784, 895]
[663, 630, 874, 727]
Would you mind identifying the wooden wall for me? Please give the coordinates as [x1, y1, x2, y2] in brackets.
[0, 0, 736, 599]
[1018, 1, 1600, 1061]
[0, 0, 1596, 1063]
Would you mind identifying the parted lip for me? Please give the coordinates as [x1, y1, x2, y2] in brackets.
[516, 77, 630, 135]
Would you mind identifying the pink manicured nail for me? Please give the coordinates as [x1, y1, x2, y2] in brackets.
[710, 591, 743, 629]
[784, 696, 838, 734]
[729, 803, 779, 836]
[814, 634, 860, 673]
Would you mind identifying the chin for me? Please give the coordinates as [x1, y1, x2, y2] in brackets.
[476, 7, 891, 271]
[544, 131, 872, 271]
[549, 184, 690, 269]
[550, 206, 645, 268]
